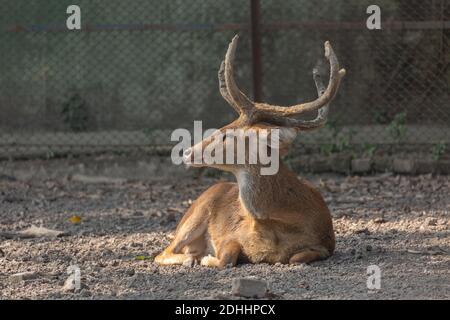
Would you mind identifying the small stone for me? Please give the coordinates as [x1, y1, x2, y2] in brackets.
[10, 271, 38, 283]
[373, 217, 386, 224]
[355, 228, 370, 235]
[62, 274, 80, 292]
[125, 269, 135, 277]
[232, 278, 268, 298]
[165, 212, 177, 223]
[34, 256, 46, 263]
[366, 245, 373, 252]
[154, 211, 162, 218]
[80, 289, 91, 297]
[110, 260, 119, 267]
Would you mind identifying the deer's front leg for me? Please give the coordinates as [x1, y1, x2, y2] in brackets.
[201, 241, 241, 268]
[155, 205, 208, 266]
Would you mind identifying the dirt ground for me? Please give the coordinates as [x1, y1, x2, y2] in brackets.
[0, 170, 449, 300]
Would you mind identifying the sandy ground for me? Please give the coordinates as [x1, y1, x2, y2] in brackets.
[0, 172, 449, 299]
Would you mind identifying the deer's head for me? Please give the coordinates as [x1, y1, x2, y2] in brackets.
[183, 35, 345, 175]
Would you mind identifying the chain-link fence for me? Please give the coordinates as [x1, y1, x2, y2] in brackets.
[0, 0, 449, 158]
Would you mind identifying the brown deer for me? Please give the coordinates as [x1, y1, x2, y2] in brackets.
[155, 35, 345, 268]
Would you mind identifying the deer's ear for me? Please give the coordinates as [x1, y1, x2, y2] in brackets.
[267, 127, 298, 149]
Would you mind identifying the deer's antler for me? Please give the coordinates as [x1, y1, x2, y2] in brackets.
[265, 66, 346, 130]
[218, 36, 346, 129]
[218, 35, 255, 115]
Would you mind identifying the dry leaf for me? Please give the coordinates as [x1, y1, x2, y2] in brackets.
[69, 215, 82, 224]
[135, 255, 152, 261]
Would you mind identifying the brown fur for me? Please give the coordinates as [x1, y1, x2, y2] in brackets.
[155, 160, 335, 267]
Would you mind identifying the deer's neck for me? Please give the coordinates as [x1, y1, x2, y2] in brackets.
[234, 163, 298, 219]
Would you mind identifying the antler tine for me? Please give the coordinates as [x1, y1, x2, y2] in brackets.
[255, 41, 345, 119]
[222, 35, 254, 114]
[265, 66, 345, 130]
[311, 66, 329, 123]
[218, 61, 240, 114]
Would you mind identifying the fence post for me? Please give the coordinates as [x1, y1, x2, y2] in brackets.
[250, 0, 263, 102]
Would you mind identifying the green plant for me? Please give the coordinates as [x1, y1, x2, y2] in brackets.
[335, 133, 351, 152]
[362, 143, 377, 157]
[320, 143, 335, 155]
[142, 128, 155, 137]
[325, 119, 341, 137]
[61, 92, 89, 132]
[283, 152, 297, 167]
[320, 120, 341, 155]
[431, 141, 446, 161]
[45, 148, 55, 160]
[387, 112, 407, 142]
[374, 111, 388, 124]
[320, 126, 355, 155]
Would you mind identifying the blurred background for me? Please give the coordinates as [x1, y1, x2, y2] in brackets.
[0, 0, 448, 164]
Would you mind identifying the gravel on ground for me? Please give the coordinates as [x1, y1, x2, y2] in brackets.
[0, 172, 449, 299]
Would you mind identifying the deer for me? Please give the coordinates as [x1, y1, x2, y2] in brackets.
[155, 35, 345, 268]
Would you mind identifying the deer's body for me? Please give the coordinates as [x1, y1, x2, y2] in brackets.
[155, 35, 345, 267]
[156, 164, 335, 267]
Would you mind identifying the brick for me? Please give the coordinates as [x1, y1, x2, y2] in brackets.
[329, 154, 351, 174]
[373, 156, 393, 173]
[393, 159, 416, 174]
[436, 160, 450, 174]
[415, 160, 436, 174]
[351, 158, 372, 173]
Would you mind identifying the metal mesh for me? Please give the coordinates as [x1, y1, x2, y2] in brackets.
[0, 0, 448, 158]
